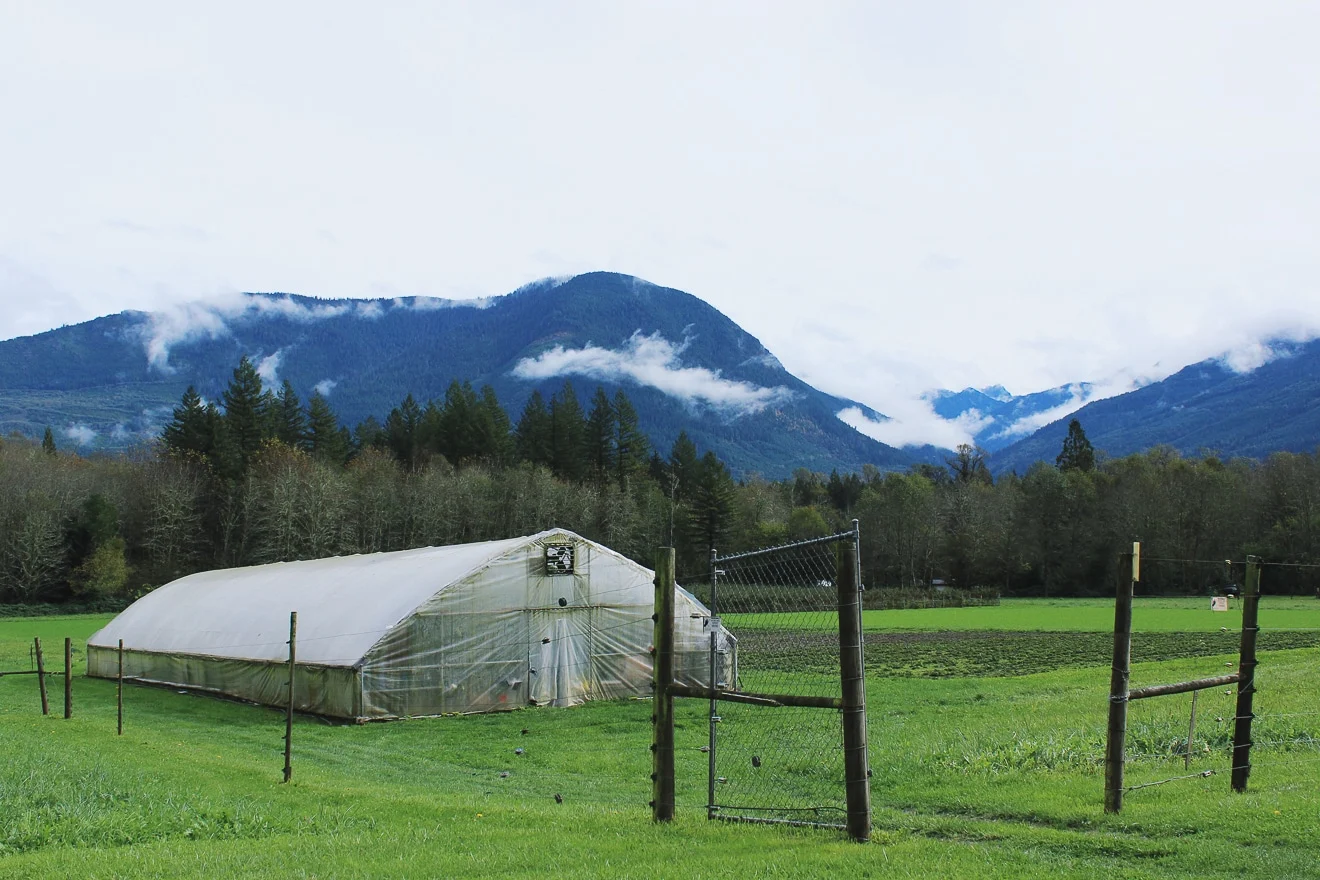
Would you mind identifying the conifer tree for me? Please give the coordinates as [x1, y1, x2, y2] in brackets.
[385, 394, 424, 470]
[306, 391, 349, 464]
[221, 356, 270, 475]
[515, 391, 553, 468]
[273, 380, 307, 448]
[475, 385, 514, 466]
[161, 386, 220, 461]
[668, 430, 700, 501]
[584, 387, 616, 486]
[686, 451, 736, 559]
[549, 381, 586, 482]
[612, 390, 650, 491]
[41, 426, 57, 456]
[1056, 418, 1096, 472]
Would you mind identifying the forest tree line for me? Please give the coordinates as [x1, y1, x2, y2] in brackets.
[3, 358, 1320, 604]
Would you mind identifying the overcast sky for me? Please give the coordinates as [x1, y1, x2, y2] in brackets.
[3, 2, 1319, 447]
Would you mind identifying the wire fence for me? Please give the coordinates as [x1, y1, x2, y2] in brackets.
[676, 531, 860, 828]
[1115, 555, 1320, 797]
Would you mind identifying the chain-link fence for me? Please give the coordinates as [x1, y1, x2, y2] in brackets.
[676, 528, 869, 832]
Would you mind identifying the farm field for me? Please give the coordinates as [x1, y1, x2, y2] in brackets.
[732, 596, 1320, 633]
[2, 605, 1318, 879]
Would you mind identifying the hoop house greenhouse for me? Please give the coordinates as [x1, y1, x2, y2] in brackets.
[87, 529, 732, 720]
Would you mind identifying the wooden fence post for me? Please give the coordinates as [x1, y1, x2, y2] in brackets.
[117, 639, 124, 736]
[283, 611, 297, 784]
[1105, 544, 1137, 813]
[837, 538, 872, 842]
[64, 637, 72, 719]
[34, 637, 49, 715]
[652, 548, 676, 822]
[1232, 557, 1261, 793]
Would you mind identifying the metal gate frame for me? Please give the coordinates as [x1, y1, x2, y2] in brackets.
[651, 522, 871, 842]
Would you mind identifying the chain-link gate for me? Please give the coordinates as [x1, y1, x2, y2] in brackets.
[651, 524, 871, 841]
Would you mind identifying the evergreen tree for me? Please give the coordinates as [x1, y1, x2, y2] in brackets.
[515, 391, 553, 468]
[385, 394, 424, 470]
[686, 451, 736, 559]
[273, 380, 307, 448]
[826, 469, 864, 513]
[1056, 418, 1097, 472]
[221, 356, 270, 474]
[549, 381, 586, 482]
[584, 387, 617, 486]
[612, 390, 650, 491]
[41, 426, 56, 456]
[437, 380, 482, 464]
[475, 385, 514, 466]
[161, 386, 218, 460]
[668, 431, 700, 501]
[306, 392, 349, 464]
[353, 416, 387, 453]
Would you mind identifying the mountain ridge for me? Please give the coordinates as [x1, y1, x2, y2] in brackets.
[0, 272, 911, 478]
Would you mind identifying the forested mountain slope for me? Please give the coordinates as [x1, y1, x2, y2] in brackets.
[0, 272, 910, 478]
[991, 339, 1320, 474]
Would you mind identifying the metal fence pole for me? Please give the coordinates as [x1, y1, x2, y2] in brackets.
[707, 546, 719, 821]
[283, 611, 297, 784]
[64, 637, 72, 719]
[652, 548, 676, 821]
[117, 639, 124, 736]
[1232, 557, 1261, 793]
[1104, 546, 1137, 813]
[837, 539, 871, 842]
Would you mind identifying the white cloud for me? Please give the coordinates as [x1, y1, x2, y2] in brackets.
[64, 424, 97, 446]
[313, 378, 337, 396]
[134, 293, 355, 372]
[511, 332, 794, 416]
[255, 349, 284, 385]
[839, 400, 994, 450]
[1218, 330, 1320, 374]
[398, 295, 499, 312]
[354, 301, 385, 319]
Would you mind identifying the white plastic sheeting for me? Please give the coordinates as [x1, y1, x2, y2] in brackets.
[86, 529, 732, 719]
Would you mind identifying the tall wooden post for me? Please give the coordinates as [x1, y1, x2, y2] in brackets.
[1232, 557, 1261, 793]
[63, 637, 72, 719]
[117, 639, 124, 736]
[837, 539, 871, 842]
[1104, 545, 1137, 813]
[283, 611, 297, 784]
[34, 637, 49, 715]
[652, 548, 676, 822]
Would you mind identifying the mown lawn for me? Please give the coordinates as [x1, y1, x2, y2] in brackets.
[1, 607, 1318, 879]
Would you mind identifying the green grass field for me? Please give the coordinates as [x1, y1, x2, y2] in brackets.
[2, 602, 1318, 879]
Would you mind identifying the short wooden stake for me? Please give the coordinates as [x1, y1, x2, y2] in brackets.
[1185, 689, 1198, 771]
[34, 637, 49, 715]
[1104, 547, 1137, 813]
[1231, 557, 1261, 793]
[64, 637, 72, 719]
[283, 611, 297, 784]
[652, 548, 676, 822]
[837, 536, 872, 843]
[117, 639, 124, 736]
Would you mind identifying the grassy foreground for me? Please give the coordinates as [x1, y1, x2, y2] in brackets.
[2, 605, 1319, 879]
